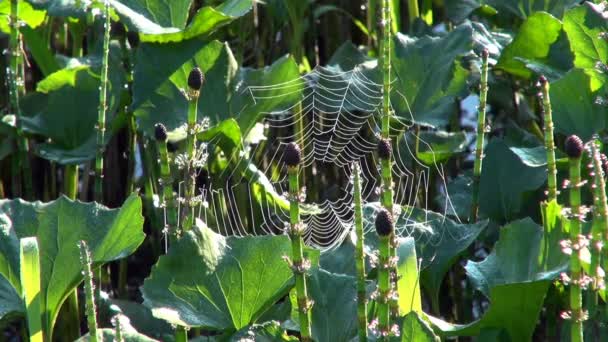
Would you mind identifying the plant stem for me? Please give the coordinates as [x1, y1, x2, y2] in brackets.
[20, 237, 43, 342]
[377, 229, 391, 339]
[175, 326, 188, 342]
[64, 164, 78, 200]
[95, 0, 110, 204]
[78, 241, 99, 342]
[408, 0, 420, 29]
[9, 0, 33, 199]
[380, 0, 398, 320]
[158, 139, 178, 243]
[540, 76, 557, 202]
[367, 0, 377, 50]
[353, 162, 368, 342]
[420, 0, 433, 25]
[113, 315, 124, 342]
[471, 50, 489, 222]
[182, 98, 198, 233]
[589, 143, 608, 298]
[58, 164, 80, 340]
[568, 154, 583, 342]
[288, 164, 313, 341]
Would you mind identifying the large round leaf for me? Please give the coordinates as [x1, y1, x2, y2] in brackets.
[20, 50, 126, 164]
[390, 24, 474, 128]
[0, 193, 145, 338]
[141, 221, 296, 331]
[110, 0, 252, 43]
[428, 217, 567, 341]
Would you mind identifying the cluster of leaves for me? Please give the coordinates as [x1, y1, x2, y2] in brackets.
[0, 0, 607, 341]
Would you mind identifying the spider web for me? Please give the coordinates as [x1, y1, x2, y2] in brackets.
[197, 63, 465, 252]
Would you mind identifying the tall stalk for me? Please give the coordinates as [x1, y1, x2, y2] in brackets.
[20, 237, 43, 342]
[58, 164, 81, 341]
[284, 142, 313, 341]
[471, 49, 489, 222]
[375, 208, 394, 339]
[589, 141, 608, 297]
[564, 135, 585, 342]
[78, 241, 99, 342]
[9, 0, 33, 199]
[113, 315, 124, 342]
[175, 327, 188, 342]
[539, 76, 558, 202]
[379, 0, 398, 319]
[155, 123, 178, 244]
[352, 162, 367, 342]
[182, 68, 203, 233]
[95, 0, 111, 203]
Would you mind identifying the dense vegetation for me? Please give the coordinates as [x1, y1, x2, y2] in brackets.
[1, 0, 608, 341]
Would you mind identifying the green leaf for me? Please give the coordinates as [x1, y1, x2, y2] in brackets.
[563, 3, 608, 73]
[496, 12, 563, 79]
[229, 321, 298, 341]
[25, 0, 95, 18]
[20, 49, 126, 164]
[428, 218, 566, 341]
[0, 193, 145, 338]
[110, 0, 252, 43]
[400, 207, 487, 310]
[395, 237, 423, 315]
[391, 24, 474, 128]
[295, 269, 359, 342]
[400, 311, 440, 342]
[550, 68, 608, 140]
[141, 221, 297, 330]
[76, 316, 160, 342]
[406, 130, 468, 165]
[107, 300, 174, 341]
[0, 1, 46, 33]
[133, 39, 300, 138]
[478, 139, 547, 222]
[446, 0, 579, 21]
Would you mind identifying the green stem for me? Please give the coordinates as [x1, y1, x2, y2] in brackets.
[568, 156, 583, 342]
[367, 0, 377, 50]
[9, 0, 33, 199]
[182, 98, 198, 233]
[174, 326, 188, 342]
[78, 241, 99, 342]
[590, 143, 608, 297]
[95, 0, 110, 204]
[540, 77, 557, 202]
[377, 233, 391, 339]
[353, 162, 368, 342]
[471, 50, 489, 222]
[113, 316, 124, 342]
[420, 0, 433, 25]
[20, 237, 43, 342]
[408, 0, 420, 28]
[158, 140, 178, 243]
[288, 165, 313, 341]
[57, 164, 80, 340]
[380, 0, 398, 320]
[64, 164, 78, 200]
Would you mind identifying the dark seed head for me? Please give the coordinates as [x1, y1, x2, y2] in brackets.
[564, 135, 584, 159]
[126, 31, 139, 48]
[538, 75, 548, 85]
[154, 123, 168, 142]
[375, 208, 394, 237]
[188, 67, 204, 91]
[377, 138, 392, 160]
[481, 49, 489, 58]
[283, 142, 302, 167]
